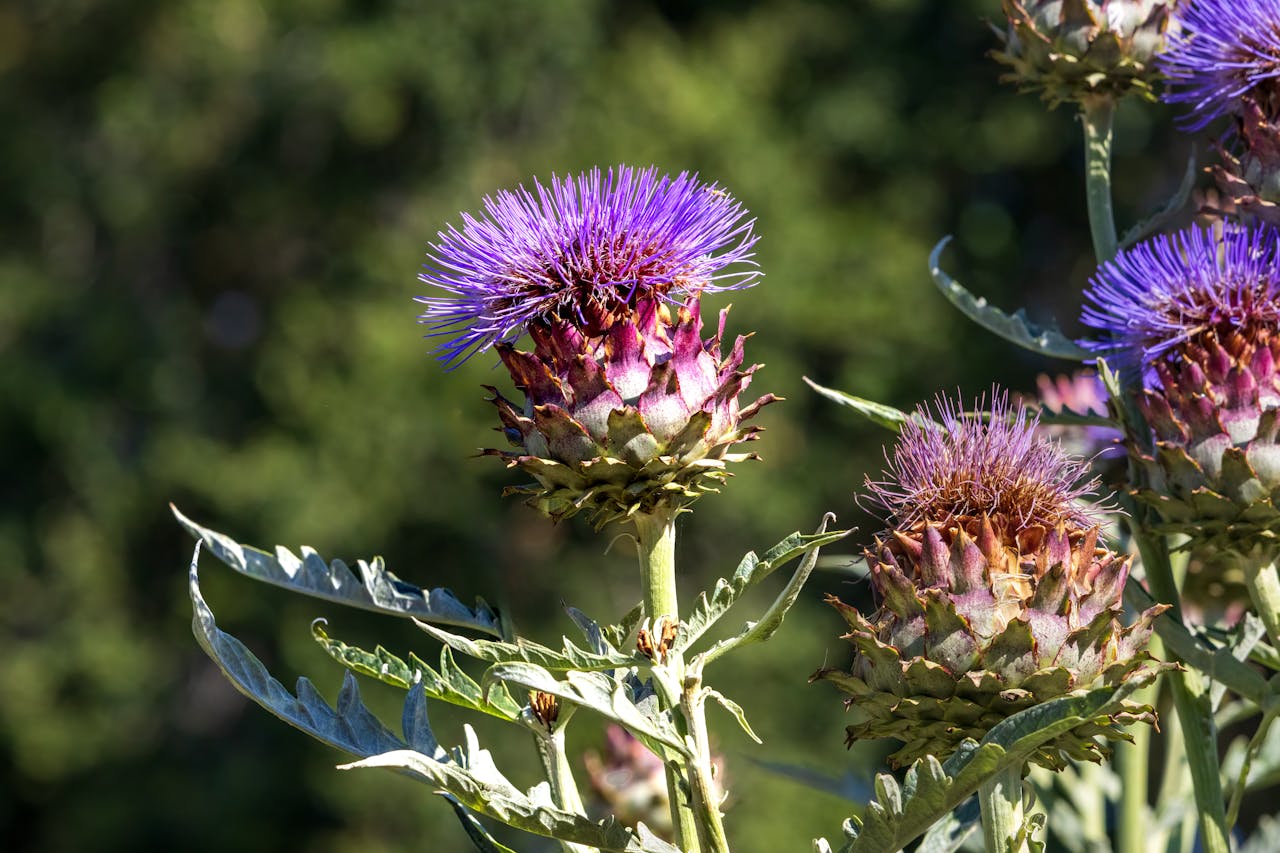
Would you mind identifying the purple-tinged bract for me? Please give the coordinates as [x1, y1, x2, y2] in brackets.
[1081, 223, 1280, 555]
[417, 166, 759, 366]
[816, 390, 1167, 769]
[485, 295, 775, 526]
[1159, 0, 1280, 131]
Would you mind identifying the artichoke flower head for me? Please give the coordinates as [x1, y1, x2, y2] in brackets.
[991, 0, 1177, 106]
[1083, 223, 1280, 558]
[416, 166, 774, 524]
[815, 392, 1167, 769]
[1159, 0, 1280, 220]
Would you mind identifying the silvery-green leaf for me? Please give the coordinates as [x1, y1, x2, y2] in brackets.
[915, 796, 981, 853]
[564, 606, 625, 658]
[482, 662, 688, 757]
[802, 378, 919, 432]
[700, 514, 844, 666]
[830, 671, 1163, 853]
[342, 742, 678, 853]
[189, 544, 674, 853]
[678, 523, 851, 653]
[312, 620, 521, 721]
[1124, 583, 1271, 706]
[703, 688, 761, 744]
[175, 504, 500, 635]
[1118, 146, 1197, 250]
[414, 618, 638, 672]
[929, 237, 1091, 361]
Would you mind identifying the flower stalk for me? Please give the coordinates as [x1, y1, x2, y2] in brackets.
[1082, 96, 1119, 263]
[1241, 549, 1280, 653]
[979, 766, 1029, 853]
[681, 666, 731, 853]
[633, 506, 700, 852]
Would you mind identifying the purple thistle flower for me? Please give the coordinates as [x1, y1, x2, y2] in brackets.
[1158, 0, 1280, 131]
[1080, 223, 1280, 371]
[417, 165, 759, 366]
[866, 390, 1101, 532]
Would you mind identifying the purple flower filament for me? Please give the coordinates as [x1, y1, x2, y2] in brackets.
[1159, 0, 1280, 130]
[417, 165, 759, 366]
[1081, 224, 1280, 373]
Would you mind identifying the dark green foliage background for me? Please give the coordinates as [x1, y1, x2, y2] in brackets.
[0, 0, 1184, 850]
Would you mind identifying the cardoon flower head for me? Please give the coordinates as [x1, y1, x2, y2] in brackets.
[1158, 0, 1280, 131]
[1082, 223, 1280, 555]
[1034, 371, 1125, 460]
[815, 391, 1166, 769]
[991, 0, 1176, 107]
[417, 165, 759, 366]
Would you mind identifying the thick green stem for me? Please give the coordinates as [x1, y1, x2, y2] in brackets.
[681, 672, 730, 853]
[1081, 96, 1119, 263]
[1131, 525, 1231, 853]
[978, 766, 1028, 853]
[537, 729, 592, 853]
[1241, 548, 1280, 652]
[633, 507, 700, 853]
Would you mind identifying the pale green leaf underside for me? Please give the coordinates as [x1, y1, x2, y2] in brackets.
[678, 524, 852, 653]
[929, 236, 1091, 361]
[415, 618, 640, 672]
[188, 544, 674, 853]
[821, 672, 1163, 853]
[482, 661, 688, 757]
[700, 513, 847, 665]
[174, 504, 501, 636]
[311, 620, 522, 721]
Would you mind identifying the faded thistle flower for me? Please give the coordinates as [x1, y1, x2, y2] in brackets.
[990, 0, 1177, 107]
[1081, 224, 1280, 556]
[417, 165, 759, 366]
[814, 392, 1166, 770]
[1159, 1, 1280, 218]
[418, 166, 774, 524]
[584, 725, 726, 838]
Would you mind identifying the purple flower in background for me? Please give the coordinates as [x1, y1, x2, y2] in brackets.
[1080, 224, 1280, 370]
[1080, 223, 1280, 555]
[417, 166, 759, 366]
[1034, 371, 1125, 459]
[1158, 0, 1280, 130]
[865, 389, 1101, 531]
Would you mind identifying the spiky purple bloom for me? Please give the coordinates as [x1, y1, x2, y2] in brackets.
[866, 390, 1101, 531]
[1080, 223, 1280, 369]
[1159, 0, 1280, 131]
[1081, 223, 1280, 554]
[817, 389, 1164, 769]
[417, 166, 759, 366]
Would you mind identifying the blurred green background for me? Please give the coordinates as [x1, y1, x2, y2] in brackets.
[0, 0, 1189, 850]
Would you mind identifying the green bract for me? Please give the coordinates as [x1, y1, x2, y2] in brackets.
[990, 0, 1176, 106]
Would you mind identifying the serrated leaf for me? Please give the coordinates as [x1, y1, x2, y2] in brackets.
[564, 605, 625, 658]
[704, 688, 761, 744]
[803, 378, 921, 432]
[414, 618, 639, 671]
[929, 237, 1091, 361]
[831, 671, 1164, 853]
[188, 543, 675, 853]
[701, 514, 846, 665]
[678, 523, 852, 653]
[1124, 582, 1272, 706]
[312, 620, 522, 721]
[482, 662, 688, 757]
[175, 504, 501, 636]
